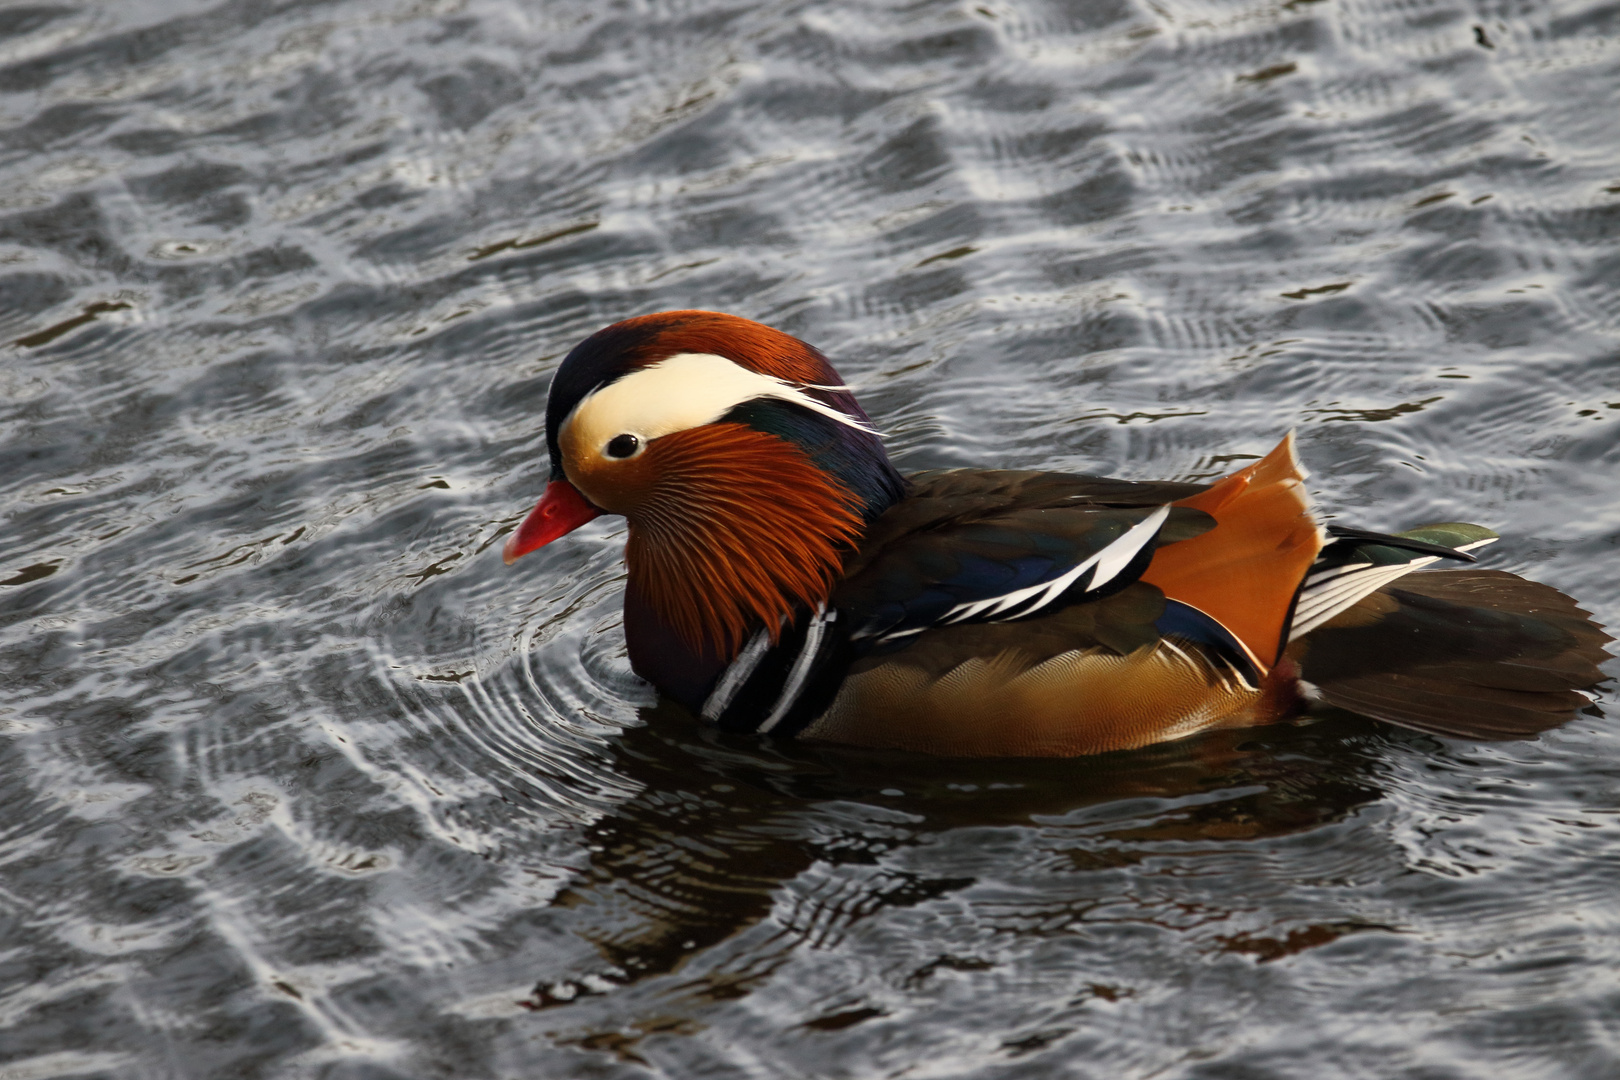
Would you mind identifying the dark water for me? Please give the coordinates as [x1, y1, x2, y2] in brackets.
[2, 0, 1619, 1076]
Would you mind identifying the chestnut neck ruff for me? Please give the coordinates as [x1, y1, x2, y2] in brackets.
[623, 422, 865, 658]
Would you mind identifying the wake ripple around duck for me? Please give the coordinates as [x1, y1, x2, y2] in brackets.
[358, 531, 652, 842]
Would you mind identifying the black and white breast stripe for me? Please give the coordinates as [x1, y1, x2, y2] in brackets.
[700, 605, 843, 736]
[700, 627, 774, 720]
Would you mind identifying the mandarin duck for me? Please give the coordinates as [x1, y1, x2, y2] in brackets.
[502, 310, 1610, 757]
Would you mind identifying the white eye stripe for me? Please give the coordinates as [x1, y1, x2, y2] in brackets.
[562, 352, 878, 454]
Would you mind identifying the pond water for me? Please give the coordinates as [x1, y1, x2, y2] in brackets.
[2, 0, 1619, 1076]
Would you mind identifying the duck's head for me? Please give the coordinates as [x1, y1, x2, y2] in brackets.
[503, 310, 905, 656]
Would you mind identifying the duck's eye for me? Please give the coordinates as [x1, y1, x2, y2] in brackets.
[605, 433, 641, 459]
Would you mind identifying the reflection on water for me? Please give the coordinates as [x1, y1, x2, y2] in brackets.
[537, 705, 1390, 1005]
[1, 0, 1619, 1076]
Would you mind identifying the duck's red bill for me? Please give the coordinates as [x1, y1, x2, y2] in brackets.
[503, 480, 602, 564]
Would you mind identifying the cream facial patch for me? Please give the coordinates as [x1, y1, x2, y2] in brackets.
[560, 351, 874, 461]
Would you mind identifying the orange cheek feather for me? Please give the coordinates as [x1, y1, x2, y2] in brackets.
[612, 424, 864, 657]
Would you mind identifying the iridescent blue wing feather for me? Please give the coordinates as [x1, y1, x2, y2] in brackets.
[833, 470, 1214, 652]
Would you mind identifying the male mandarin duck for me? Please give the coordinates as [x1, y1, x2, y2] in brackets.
[502, 310, 1611, 757]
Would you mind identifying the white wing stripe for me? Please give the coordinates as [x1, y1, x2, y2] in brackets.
[1290, 537, 1500, 642]
[1289, 558, 1438, 640]
[1303, 563, 1375, 588]
[939, 505, 1170, 627]
[1091, 505, 1170, 589]
[1303, 535, 1497, 590]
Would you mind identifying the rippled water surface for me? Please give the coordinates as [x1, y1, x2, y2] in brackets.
[3, 0, 1620, 1076]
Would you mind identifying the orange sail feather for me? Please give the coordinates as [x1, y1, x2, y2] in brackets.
[1140, 432, 1323, 671]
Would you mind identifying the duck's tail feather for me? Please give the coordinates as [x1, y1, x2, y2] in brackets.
[1290, 568, 1612, 739]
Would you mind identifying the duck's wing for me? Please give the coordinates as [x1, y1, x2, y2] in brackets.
[843, 433, 1331, 679]
[836, 469, 1213, 652]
